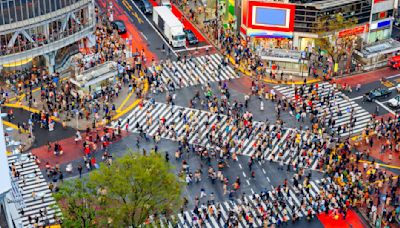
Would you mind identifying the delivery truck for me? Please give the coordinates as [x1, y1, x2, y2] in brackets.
[152, 6, 186, 48]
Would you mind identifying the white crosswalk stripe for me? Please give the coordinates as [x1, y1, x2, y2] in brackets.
[7, 153, 61, 227]
[148, 54, 238, 88]
[116, 101, 324, 169]
[149, 178, 343, 227]
[274, 82, 373, 138]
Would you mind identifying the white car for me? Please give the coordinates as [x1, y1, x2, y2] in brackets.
[388, 95, 400, 108]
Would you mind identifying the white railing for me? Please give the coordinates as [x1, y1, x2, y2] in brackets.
[0, 25, 94, 65]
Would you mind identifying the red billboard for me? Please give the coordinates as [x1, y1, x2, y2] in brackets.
[241, 1, 295, 35]
[338, 24, 368, 38]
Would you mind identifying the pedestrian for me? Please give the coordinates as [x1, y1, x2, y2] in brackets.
[77, 164, 83, 178]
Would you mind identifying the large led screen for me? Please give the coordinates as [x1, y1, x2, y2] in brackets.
[255, 8, 287, 26]
[241, 1, 295, 34]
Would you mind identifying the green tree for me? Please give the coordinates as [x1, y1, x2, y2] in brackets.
[314, 13, 359, 74]
[53, 178, 97, 228]
[55, 152, 184, 227]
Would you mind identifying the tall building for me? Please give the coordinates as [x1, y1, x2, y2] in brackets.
[237, 0, 400, 75]
[0, 0, 96, 73]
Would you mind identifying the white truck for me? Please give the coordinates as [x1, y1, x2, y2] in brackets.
[152, 6, 186, 48]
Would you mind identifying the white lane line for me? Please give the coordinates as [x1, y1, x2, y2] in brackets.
[386, 73, 400, 79]
[238, 164, 242, 169]
[128, 0, 177, 57]
[389, 86, 397, 91]
[242, 172, 247, 178]
[266, 177, 270, 182]
[251, 188, 255, 194]
[175, 45, 214, 52]
[349, 95, 363, 101]
[375, 100, 396, 115]
[262, 169, 266, 174]
[140, 31, 148, 41]
[246, 180, 250, 185]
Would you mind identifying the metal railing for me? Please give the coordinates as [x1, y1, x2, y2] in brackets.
[0, 25, 94, 65]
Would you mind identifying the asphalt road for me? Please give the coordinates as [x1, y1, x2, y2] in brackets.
[1, 107, 76, 148]
[118, 0, 209, 60]
[345, 73, 400, 116]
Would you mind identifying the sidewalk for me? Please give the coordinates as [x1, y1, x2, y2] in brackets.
[32, 127, 129, 169]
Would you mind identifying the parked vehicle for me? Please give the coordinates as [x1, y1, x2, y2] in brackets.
[138, 0, 153, 14]
[160, 0, 171, 9]
[388, 55, 400, 69]
[111, 20, 127, 34]
[387, 95, 400, 108]
[152, 6, 186, 48]
[184, 29, 199, 45]
[364, 88, 392, 101]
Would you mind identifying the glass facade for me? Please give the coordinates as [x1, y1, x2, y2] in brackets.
[291, 0, 371, 33]
[0, 6, 91, 56]
[0, 0, 82, 25]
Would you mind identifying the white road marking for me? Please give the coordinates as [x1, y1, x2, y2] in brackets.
[140, 31, 148, 41]
[251, 188, 255, 194]
[267, 177, 270, 182]
[128, 0, 177, 56]
[349, 95, 363, 101]
[242, 172, 247, 178]
[386, 73, 400, 79]
[262, 169, 266, 174]
[175, 45, 214, 52]
[238, 164, 242, 169]
[246, 180, 250, 185]
[375, 100, 396, 115]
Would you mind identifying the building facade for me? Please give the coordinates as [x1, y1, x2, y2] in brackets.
[238, 0, 400, 74]
[0, 0, 96, 73]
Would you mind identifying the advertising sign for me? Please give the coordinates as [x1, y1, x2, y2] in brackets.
[241, 1, 295, 35]
[338, 24, 368, 38]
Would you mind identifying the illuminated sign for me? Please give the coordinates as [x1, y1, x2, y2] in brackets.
[241, 1, 295, 35]
[370, 19, 391, 30]
[338, 24, 368, 38]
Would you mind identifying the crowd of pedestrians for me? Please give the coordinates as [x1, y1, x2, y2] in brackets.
[128, 50, 400, 227]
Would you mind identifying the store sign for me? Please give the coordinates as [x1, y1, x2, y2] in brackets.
[370, 19, 391, 30]
[338, 25, 368, 38]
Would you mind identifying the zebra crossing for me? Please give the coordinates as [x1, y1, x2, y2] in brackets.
[150, 178, 342, 227]
[117, 101, 325, 170]
[8, 153, 61, 227]
[148, 54, 239, 88]
[274, 82, 372, 137]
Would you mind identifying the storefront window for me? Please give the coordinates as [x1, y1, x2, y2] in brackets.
[252, 37, 293, 50]
[368, 29, 390, 43]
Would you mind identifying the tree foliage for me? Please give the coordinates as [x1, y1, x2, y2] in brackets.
[314, 13, 359, 71]
[55, 152, 184, 227]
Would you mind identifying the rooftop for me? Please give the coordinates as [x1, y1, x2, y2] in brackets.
[357, 38, 400, 58]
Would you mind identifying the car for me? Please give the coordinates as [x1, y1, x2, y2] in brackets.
[388, 95, 400, 108]
[364, 88, 392, 101]
[138, 0, 153, 14]
[184, 29, 199, 45]
[111, 20, 127, 34]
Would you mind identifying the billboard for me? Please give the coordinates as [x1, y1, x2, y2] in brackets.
[241, 1, 295, 36]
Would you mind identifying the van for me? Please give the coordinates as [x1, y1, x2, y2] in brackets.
[161, 0, 171, 9]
